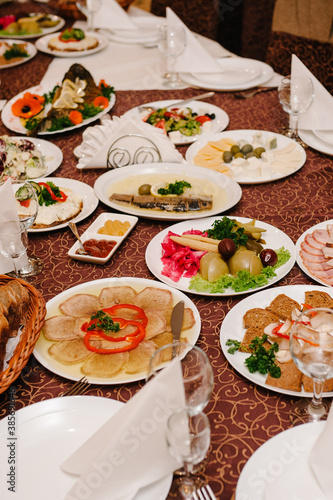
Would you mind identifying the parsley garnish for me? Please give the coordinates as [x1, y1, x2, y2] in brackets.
[4, 43, 29, 60]
[226, 339, 241, 354]
[244, 335, 281, 378]
[87, 311, 120, 335]
[158, 180, 191, 196]
[206, 217, 248, 247]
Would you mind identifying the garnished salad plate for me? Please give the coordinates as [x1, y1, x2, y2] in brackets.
[1, 81, 116, 135]
[220, 284, 333, 397]
[35, 31, 108, 57]
[93, 163, 242, 221]
[145, 216, 296, 296]
[33, 277, 201, 384]
[0, 39, 37, 68]
[0, 396, 172, 500]
[0, 14, 65, 39]
[124, 99, 229, 145]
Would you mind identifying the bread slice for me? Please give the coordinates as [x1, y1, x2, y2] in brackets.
[304, 290, 333, 309]
[243, 308, 280, 332]
[266, 360, 303, 392]
[302, 375, 333, 392]
[240, 328, 271, 352]
[266, 294, 301, 320]
[0, 314, 10, 372]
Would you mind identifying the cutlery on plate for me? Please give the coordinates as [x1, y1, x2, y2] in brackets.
[138, 92, 215, 114]
[233, 87, 276, 99]
[60, 376, 91, 396]
[192, 484, 217, 500]
[68, 221, 88, 255]
[171, 300, 185, 358]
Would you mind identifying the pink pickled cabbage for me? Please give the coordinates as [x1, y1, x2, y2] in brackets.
[161, 230, 207, 282]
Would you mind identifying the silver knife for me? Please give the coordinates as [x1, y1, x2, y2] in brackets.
[165, 92, 215, 109]
[171, 301, 185, 356]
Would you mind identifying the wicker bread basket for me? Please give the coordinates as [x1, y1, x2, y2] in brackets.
[58, 0, 135, 20]
[0, 275, 46, 394]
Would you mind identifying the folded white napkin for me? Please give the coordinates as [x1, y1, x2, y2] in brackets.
[74, 114, 185, 169]
[166, 8, 222, 73]
[0, 180, 28, 274]
[62, 358, 185, 500]
[309, 404, 333, 499]
[291, 54, 333, 131]
[93, 0, 137, 30]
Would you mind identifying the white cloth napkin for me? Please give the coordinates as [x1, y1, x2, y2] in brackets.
[166, 8, 222, 73]
[93, 0, 137, 30]
[74, 114, 185, 169]
[62, 358, 185, 500]
[309, 404, 333, 499]
[291, 54, 333, 131]
[0, 180, 28, 274]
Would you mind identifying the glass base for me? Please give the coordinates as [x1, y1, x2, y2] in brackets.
[162, 75, 185, 89]
[172, 475, 203, 498]
[290, 399, 330, 426]
[8, 256, 44, 278]
[279, 127, 309, 148]
[174, 454, 208, 476]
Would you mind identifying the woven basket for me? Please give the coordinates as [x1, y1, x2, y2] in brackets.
[58, 0, 135, 20]
[0, 275, 46, 394]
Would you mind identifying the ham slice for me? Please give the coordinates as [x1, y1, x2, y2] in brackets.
[312, 229, 331, 245]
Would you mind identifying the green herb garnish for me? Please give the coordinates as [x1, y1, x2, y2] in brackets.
[158, 180, 191, 196]
[226, 339, 241, 354]
[206, 216, 248, 247]
[87, 311, 120, 335]
[4, 43, 29, 60]
[244, 335, 281, 378]
[60, 28, 85, 41]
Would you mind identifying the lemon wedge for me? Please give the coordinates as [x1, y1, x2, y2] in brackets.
[53, 78, 87, 109]
[150, 182, 170, 197]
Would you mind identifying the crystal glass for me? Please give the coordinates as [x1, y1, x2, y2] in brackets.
[0, 221, 28, 278]
[290, 308, 333, 425]
[278, 75, 314, 144]
[158, 23, 187, 88]
[166, 409, 210, 497]
[12, 180, 44, 276]
[76, 0, 101, 30]
[147, 343, 213, 416]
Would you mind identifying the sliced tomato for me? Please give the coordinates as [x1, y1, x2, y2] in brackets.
[164, 111, 179, 119]
[154, 119, 167, 134]
[195, 115, 212, 125]
[19, 199, 31, 208]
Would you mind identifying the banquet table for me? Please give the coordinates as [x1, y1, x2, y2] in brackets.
[0, 4, 333, 499]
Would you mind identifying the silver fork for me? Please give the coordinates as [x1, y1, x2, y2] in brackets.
[60, 377, 91, 397]
[192, 484, 217, 500]
[233, 87, 276, 99]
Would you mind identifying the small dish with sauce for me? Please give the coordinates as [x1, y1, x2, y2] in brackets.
[68, 212, 138, 264]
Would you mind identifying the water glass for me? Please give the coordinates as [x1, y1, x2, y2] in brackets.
[158, 23, 187, 88]
[0, 221, 28, 278]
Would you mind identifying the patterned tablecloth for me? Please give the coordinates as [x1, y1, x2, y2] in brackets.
[0, 11, 332, 499]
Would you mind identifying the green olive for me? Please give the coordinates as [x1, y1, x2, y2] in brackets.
[241, 144, 253, 155]
[246, 151, 259, 159]
[222, 151, 233, 163]
[234, 152, 244, 159]
[254, 147, 266, 158]
[138, 184, 151, 195]
[230, 145, 240, 155]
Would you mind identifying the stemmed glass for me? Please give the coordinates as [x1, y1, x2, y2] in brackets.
[278, 75, 314, 144]
[290, 308, 333, 425]
[13, 180, 44, 276]
[158, 23, 187, 88]
[166, 408, 210, 497]
[76, 0, 101, 30]
[0, 221, 28, 278]
[147, 343, 214, 416]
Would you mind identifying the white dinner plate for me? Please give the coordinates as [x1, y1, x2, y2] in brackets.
[1, 81, 116, 135]
[295, 219, 333, 287]
[299, 129, 333, 156]
[93, 163, 242, 221]
[28, 177, 98, 233]
[35, 31, 108, 57]
[0, 14, 65, 39]
[145, 216, 296, 296]
[235, 421, 325, 500]
[0, 39, 37, 68]
[0, 396, 172, 500]
[180, 58, 274, 91]
[123, 100, 229, 145]
[7, 136, 63, 178]
[99, 17, 159, 44]
[220, 284, 333, 397]
[33, 277, 201, 383]
[185, 129, 306, 184]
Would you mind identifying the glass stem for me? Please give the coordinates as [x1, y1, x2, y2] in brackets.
[311, 378, 324, 409]
[168, 56, 178, 84]
[290, 113, 299, 140]
[12, 257, 21, 278]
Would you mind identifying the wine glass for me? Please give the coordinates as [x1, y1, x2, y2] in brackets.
[290, 308, 333, 425]
[13, 180, 44, 276]
[0, 221, 28, 278]
[147, 343, 213, 416]
[76, 0, 101, 31]
[166, 408, 210, 497]
[158, 23, 187, 88]
[278, 75, 314, 144]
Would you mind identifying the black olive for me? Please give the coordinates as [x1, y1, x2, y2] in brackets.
[260, 248, 278, 267]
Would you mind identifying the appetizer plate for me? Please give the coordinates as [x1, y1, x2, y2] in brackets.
[220, 284, 333, 397]
[94, 163, 242, 221]
[235, 421, 325, 500]
[124, 99, 229, 146]
[180, 58, 274, 91]
[0, 14, 65, 39]
[35, 31, 108, 57]
[29, 177, 99, 233]
[295, 219, 333, 287]
[299, 129, 333, 156]
[185, 130, 306, 184]
[0, 39, 37, 68]
[98, 17, 159, 45]
[1, 81, 116, 135]
[68, 212, 138, 263]
[33, 277, 201, 384]
[0, 396, 172, 500]
[146, 216, 296, 296]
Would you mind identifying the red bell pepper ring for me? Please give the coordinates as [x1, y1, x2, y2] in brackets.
[38, 182, 68, 202]
[271, 323, 290, 340]
[103, 304, 148, 328]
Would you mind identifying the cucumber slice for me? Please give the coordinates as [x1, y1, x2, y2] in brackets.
[29, 181, 42, 196]
[15, 185, 31, 201]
